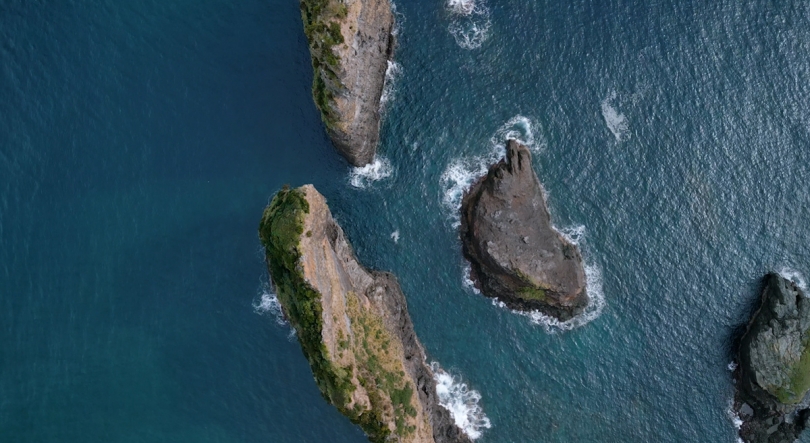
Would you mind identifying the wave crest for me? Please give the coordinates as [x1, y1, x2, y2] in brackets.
[349, 156, 393, 189]
[379, 61, 402, 112]
[253, 282, 287, 326]
[439, 116, 543, 226]
[446, 0, 491, 49]
[778, 267, 808, 293]
[430, 362, 491, 439]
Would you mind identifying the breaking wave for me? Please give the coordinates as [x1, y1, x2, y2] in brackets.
[726, 399, 744, 443]
[556, 224, 586, 246]
[349, 156, 393, 189]
[430, 362, 491, 439]
[524, 263, 606, 332]
[446, 0, 491, 49]
[253, 281, 287, 326]
[601, 91, 630, 141]
[461, 264, 480, 294]
[440, 116, 543, 226]
[447, 0, 476, 15]
[440, 157, 490, 227]
[379, 61, 402, 112]
[489, 115, 544, 153]
[486, 226, 606, 332]
[778, 267, 808, 293]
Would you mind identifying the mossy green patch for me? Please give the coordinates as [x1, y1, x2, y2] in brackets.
[774, 336, 810, 404]
[518, 286, 547, 302]
[347, 293, 418, 440]
[299, 0, 347, 128]
[258, 187, 356, 420]
[259, 186, 417, 443]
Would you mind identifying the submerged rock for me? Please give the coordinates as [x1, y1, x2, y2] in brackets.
[299, 0, 395, 166]
[736, 273, 810, 443]
[459, 140, 588, 321]
[259, 185, 471, 443]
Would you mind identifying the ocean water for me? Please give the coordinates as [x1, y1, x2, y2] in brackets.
[2, 0, 810, 442]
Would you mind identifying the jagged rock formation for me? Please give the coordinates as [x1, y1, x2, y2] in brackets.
[259, 185, 471, 443]
[459, 140, 588, 321]
[299, 0, 394, 166]
[736, 274, 810, 443]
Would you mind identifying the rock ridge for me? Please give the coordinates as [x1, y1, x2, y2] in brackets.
[299, 0, 394, 166]
[459, 140, 589, 321]
[736, 273, 810, 443]
[260, 185, 471, 443]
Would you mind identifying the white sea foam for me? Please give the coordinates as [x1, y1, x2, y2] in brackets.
[726, 398, 744, 443]
[391, 230, 400, 243]
[727, 361, 738, 372]
[439, 116, 542, 226]
[446, 0, 491, 49]
[379, 61, 402, 111]
[489, 115, 544, 153]
[447, 0, 476, 15]
[601, 91, 630, 141]
[523, 263, 606, 333]
[778, 267, 808, 293]
[349, 156, 393, 189]
[461, 264, 480, 294]
[556, 224, 586, 246]
[430, 362, 491, 439]
[440, 157, 490, 227]
[253, 283, 287, 326]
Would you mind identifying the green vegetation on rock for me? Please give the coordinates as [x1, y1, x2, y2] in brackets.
[258, 187, 355, 415]
[300, 0, 347, 128]
[774, 336, 810, 405]
[259, 186, 417, 443]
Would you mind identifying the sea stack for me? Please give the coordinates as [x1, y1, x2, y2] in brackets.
[299, 0, 394, 166]
[459, 140, 588, 321]
[259, 185, 471, 443]
[736, 274, 810, 443]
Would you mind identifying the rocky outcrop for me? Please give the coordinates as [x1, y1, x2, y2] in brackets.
[259, 185, 471, 443]
[736, 274, 810, 443]
[459, 140, 588, 321]
[299, 0, 394, 166]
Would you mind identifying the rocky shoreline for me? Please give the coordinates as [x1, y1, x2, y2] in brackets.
[459, 140, 589, 321]
[735, 274, 810, 443]
[299, 0, 395, 166]
[259, 185, 470, 443]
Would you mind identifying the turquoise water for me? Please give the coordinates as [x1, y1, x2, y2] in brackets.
[3, 0, 810, 442]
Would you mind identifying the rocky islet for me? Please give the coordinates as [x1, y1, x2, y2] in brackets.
[459, 139, 589, 321]
[736, 274, 810, 443]
[299, 0, 395, 166]
[259, 185, 471, 443]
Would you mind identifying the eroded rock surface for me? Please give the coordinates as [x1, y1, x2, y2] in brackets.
[460, 140, 588, 321]
[260, 185, 470, 443]
[736, 274, 810, 443]
[300, 0, 394, 166]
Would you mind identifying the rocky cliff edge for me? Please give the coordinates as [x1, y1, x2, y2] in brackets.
[736, 274, 810, 443]
[259, 185, 470, 443]
[300, 0, 394, 166]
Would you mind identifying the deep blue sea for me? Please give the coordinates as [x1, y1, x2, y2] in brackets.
[3, 0, 810, 442]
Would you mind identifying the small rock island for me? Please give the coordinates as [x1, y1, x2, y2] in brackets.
[259, 185, 471, 443]
[299, 0, 395, 166]
[736, 274, 810, 443]
[460, 140, 589, 321]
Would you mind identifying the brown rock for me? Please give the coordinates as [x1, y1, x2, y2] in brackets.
[460, 140, 588, 321]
